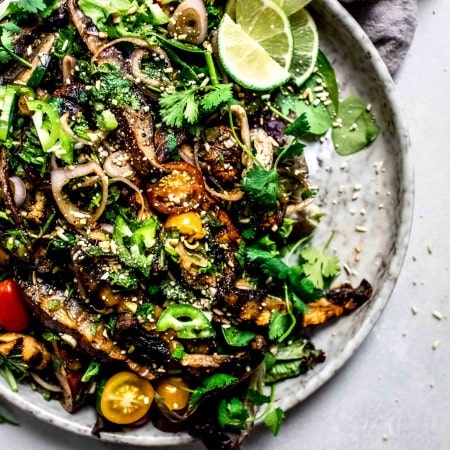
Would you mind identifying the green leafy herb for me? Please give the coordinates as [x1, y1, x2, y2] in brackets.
[264, 407, 285, 436]
[332, 96, 380, 155]
[136, 302, 155, 320]
[300, 243, 340, 290]
[217, 397, 249, 430]
[0, 26, 31, 68]
[276, 83, 332, 136]
[81, 361, 100, 383]
[171, 342, 186, 360]
[283, 112, 310, 139]
[265, 339, 325, 384]
[241, 166, 279, 208]
[78, 0, 168, 39]
[41, 331, 60, 342]
[0, 0, 52, 21]
[222, 325, 256, 347]
[242, 113, 309, 209]
[159, 83, 233, 128]
[0, 354, 29, 392]
[246, 388, 271, 406]
[268, 311, 295, 341]
[189, 373, 238, 406]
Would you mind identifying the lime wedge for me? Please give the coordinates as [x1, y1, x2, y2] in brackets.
[273, 0, 313, 16]
[273, 0, 319, 86]
[217, 13, 292, 91]
[234, 0, 293, 70]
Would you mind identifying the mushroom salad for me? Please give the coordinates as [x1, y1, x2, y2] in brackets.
[0, 0, 377, 448]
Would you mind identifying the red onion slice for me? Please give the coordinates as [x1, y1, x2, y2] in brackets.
[9, 176, 27, 208]
[51, 161, 109, 228]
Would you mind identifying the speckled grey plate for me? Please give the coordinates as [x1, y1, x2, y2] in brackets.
[0, 0, 413, 446]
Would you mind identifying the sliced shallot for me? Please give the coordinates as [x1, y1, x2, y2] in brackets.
[51, 161, 109, 228]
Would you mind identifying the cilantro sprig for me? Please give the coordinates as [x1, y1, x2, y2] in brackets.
[242, 113, 310, 209]
[189, 373, 238, 407]
[159, 83, 233, 128]
[0, 26, 32, 68]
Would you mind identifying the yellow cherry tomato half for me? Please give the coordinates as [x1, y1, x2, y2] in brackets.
[100, 371, 154, 425]
[165, 212, 206, 240]
[155, 377, 190, 411]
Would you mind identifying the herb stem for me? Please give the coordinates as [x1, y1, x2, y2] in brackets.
[323, 230, 335, 251]
[277, 283, 296, 343]
[227, 107, 264, 168]
[204, 51, 219, 87]
[0, 365, 18, 392]
[286, 235, 312, 261]
[268, 104, 293, 123]
[254, 384, 277, 422]
[0, 42, 33, 69]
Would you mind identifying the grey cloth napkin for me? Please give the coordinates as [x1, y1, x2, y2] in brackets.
[339, 0, 417, 73]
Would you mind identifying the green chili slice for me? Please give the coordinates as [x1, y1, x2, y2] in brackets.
[156, 304, 215, 339]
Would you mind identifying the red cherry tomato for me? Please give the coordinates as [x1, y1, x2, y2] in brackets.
[147, 162, 205, 215]
[0, 279, 31, 332]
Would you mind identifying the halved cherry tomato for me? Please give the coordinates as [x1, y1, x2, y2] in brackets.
[155, 377, 190, 411]
[100, 371, 154, 425]
[165, 211, 206, 240]
[147, 162, 205, 215]
[0, 279, 31, 332]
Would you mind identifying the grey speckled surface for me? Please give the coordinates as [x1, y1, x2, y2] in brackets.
[1, 0, 450, 449]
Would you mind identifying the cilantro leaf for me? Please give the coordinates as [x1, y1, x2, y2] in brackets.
[159, 88, 198, 127]
[17, 0, 46, 13]
[159, 84, 232, 128]
[241, 166, 278, 208]
[200, 83, 233, 112]
[0, 28, 14, 63]
[290, 291, 308, 314]
[246, 388, 271, 406]
[300, 246, 340, 289]
[217, 397, 249, 430]
[284, 113, 310, 138]
[203, 373, 237, 391]
[80, 360, 100, 383]
[287, 266, 323, 303]
[189, 373, 237, 406]
[262, 258, 289, 280]
[276, 140, 305, 160]
[268, 311, 295, 341]
[264, 407, 285, 436]
[222, 326, 256, 347]
[245, 247, 275, 263]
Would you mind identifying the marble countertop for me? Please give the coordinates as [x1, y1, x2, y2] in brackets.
[2, 1, 450, 449]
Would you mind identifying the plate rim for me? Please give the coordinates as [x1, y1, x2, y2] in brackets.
[274, 0, 415, 411]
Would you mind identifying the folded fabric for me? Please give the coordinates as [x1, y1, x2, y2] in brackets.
[339, 0, 417, 73]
